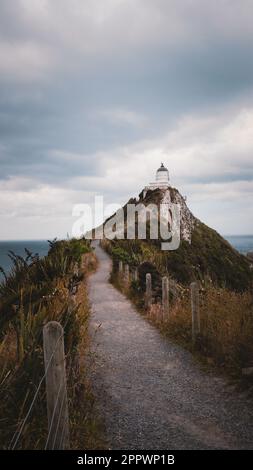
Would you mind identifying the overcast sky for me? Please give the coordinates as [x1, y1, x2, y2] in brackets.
[0, 0, 253, 240]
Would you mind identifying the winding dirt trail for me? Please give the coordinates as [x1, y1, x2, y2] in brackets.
[88, 243, 253, 450]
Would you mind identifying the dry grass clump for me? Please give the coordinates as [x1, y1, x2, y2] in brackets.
[146, 286, 253, 378]
[113, 261, 253, 380]
[199, 287, 253, 374]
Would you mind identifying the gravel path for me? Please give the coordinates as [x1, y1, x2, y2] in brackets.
[88, 243, 253, 450]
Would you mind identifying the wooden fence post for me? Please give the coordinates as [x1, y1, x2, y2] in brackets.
[124, 264, 129, 285]
[190, 282, 200, 344]
[43, 321, 70, 450]
[119, 260, 123, 276]
[133, 268, 138, 282]
[145, 273, 152, 309]
[162, 276, 169, 317]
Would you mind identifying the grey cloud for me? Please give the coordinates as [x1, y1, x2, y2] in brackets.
[0, 0, 253, 237]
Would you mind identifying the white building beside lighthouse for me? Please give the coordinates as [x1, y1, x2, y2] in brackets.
[142, 163, 170, 197]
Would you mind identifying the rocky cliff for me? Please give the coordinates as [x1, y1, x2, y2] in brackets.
[101, 186, 252, 292]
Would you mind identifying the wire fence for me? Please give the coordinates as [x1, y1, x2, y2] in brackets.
[119, 262, 201, 343]
[9, 298, 77, 451]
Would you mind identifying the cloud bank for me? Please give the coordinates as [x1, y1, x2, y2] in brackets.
[0, 0, 253, 239]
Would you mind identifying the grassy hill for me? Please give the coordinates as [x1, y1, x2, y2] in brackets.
[101, 188, 253, 379]
[102, 187, 252, 292]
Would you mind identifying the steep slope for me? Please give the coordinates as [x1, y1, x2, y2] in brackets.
[140, 187, 252, 290]
[101, 186, 252, 292]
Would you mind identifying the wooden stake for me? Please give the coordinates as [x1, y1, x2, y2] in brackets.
[133, 268, 138, 282]
[119, 260, 123, 275]
[145, 273, 152, 308]
[43, 321, 70, 450]
[124, 264, 129, 285]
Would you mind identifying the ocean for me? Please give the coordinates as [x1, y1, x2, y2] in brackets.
[0, 240, 49, 280]
[224, 235, 253, 255]
[0, 236, 252, 282]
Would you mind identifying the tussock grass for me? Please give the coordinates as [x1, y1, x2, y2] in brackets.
[0, 238, 102, 449]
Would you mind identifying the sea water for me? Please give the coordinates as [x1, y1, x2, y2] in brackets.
[0, 240, 49, 279]
[0, 236, 253, 281]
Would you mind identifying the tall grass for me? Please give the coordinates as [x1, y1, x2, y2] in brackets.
[110, 247, 253, 381]
[145, 286, 253, 379]
[0, 238, 101, 449]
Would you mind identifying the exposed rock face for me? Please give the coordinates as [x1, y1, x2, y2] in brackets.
[163, 187, 195, 243]
[139, 186, 195, 243]
[100, 186, 252, 292]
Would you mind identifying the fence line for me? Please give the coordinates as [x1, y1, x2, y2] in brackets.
[43, 321, 69, 450]
[117, 266, 200, 345]
[51, 380, 68, 450]
[124, 264, 129, 285]
[133, 268, 138, 282]
[119, 260, 123, 275]
[145, 273, 152, 308]
[10, 327, 65, 450]
[10, 302, 76, 450]
[44, 377, 64, 450]
[59, 415, 67, 450]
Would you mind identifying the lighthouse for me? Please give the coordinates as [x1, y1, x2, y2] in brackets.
[142, 163, 170, 197]
[155, 163, 170, 185]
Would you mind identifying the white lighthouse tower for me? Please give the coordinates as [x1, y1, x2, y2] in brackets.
[143, 163, 170, 197]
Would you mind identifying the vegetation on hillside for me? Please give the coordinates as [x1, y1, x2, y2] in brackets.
[103, 237, 253, 382]
[101, 182, 253, 379]
[102, 186, 252, 292]
[148, 287, 253, 379]
[103, 221, 252, 293]
[0, 239, 102, 449]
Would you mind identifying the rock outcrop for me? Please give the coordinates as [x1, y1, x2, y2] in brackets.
[99, 186, 253, 292]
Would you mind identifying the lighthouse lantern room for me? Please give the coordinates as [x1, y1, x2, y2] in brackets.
[143, 163, 170, 197]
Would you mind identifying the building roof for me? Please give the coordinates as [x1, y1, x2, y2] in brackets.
[157, 162, 168, 172]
